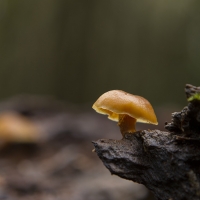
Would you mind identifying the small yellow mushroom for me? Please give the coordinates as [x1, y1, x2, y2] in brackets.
[92, 90, 158, 136]
[0, 112, 39, 143]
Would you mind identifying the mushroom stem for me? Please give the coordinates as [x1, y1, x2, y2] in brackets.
[118, 114, 136, 136]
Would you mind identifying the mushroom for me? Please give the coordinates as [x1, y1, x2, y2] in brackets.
[0, 112, 39, 143]
[92, 90, 158, 136]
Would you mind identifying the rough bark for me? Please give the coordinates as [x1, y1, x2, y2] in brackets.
[93, 84, 200, 200]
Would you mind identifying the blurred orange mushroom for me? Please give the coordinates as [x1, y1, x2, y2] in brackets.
[0, 112, 39, 143]
[92, 90, 158, 136]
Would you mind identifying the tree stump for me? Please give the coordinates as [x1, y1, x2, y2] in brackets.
[93, 84, 200, 200]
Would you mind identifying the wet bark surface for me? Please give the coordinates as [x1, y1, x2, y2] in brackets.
[93, 84, 200, 200]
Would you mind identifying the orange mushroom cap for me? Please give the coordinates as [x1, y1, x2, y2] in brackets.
[0, 112, 39, 143]
[92, 90, 158, 125]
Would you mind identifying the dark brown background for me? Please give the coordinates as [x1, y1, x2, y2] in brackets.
[0, 0, 199, 106]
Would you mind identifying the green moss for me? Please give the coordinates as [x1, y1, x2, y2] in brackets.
[188, 93, 200, 101]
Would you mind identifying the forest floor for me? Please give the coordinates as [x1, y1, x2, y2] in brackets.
[0, 95, 173, 200]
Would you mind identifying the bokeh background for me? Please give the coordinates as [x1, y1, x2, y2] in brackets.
[0, 0, 200, 106]
[0, 1, 199, 199]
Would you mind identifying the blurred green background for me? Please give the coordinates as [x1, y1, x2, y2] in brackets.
[0, 0, 199, 107]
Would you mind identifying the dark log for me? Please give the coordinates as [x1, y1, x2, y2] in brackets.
[93, 84, 200, 200]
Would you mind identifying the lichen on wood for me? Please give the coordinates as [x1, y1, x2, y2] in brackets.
[93, 84, 200, 200]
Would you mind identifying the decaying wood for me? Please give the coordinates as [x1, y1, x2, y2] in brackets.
[93, 84, 200, 200]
